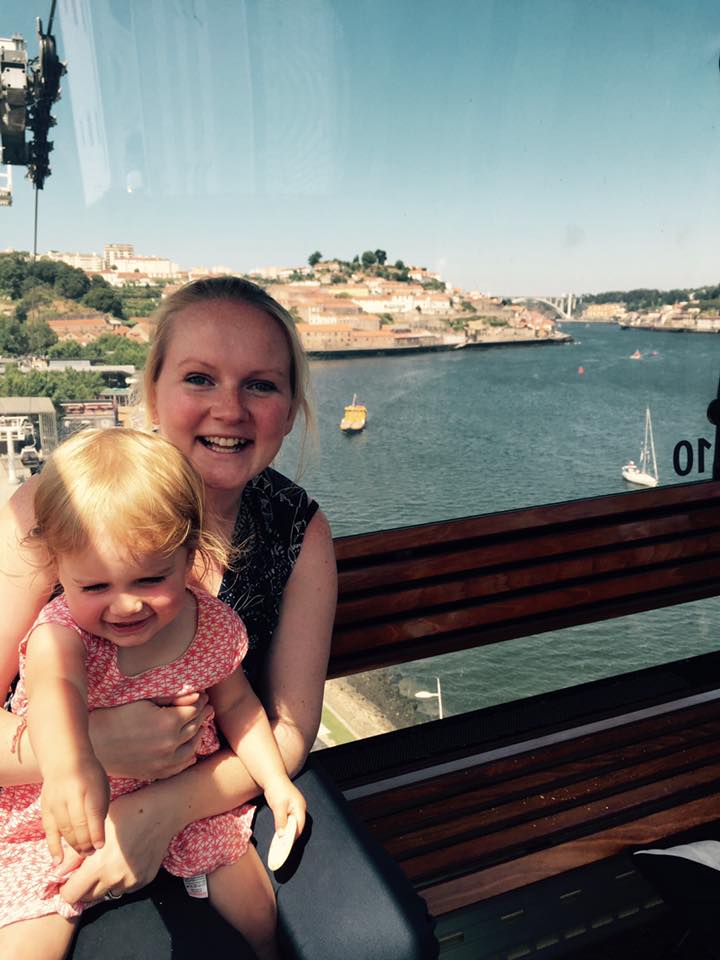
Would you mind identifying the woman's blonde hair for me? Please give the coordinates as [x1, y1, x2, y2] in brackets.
[143, 276, 315, 456]
[30, 428, 228, 571]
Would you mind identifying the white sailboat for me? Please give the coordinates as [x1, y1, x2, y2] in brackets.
[622, 407, 659, 488]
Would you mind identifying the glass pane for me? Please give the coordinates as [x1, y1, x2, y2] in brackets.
[317, 596, 720, 746]
[1, 1, 719, 525]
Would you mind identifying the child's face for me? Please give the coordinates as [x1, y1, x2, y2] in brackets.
[56, 539, 192, 648]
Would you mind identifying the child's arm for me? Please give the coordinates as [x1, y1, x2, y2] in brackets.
[209, 669, 306, 838]
[24, 622, 110, 863]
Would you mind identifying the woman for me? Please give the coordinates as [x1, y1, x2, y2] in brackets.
[0, 277, 336, 957]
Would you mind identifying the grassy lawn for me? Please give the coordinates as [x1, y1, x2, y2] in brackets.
[321, 704, 357, 745]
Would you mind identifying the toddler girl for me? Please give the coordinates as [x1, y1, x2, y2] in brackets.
[0, 428, 305, 960]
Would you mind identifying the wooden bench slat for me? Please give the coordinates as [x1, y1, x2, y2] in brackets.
[420, 792, 720, 914]
[336, 511, 720, 598]
[333, 482, 720, 563]
[396, 760, 720, 884]
[347, 699, 720, 816]
[372, 739, 720, 856]
[338, 692, 720, 808]
[333, 557, 720, 654]
[360, 727, 720, 845]
[335, 532, 720, 625]
[329, 577, 720, 675]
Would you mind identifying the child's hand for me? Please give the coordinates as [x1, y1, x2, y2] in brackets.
[40, 756, 111, 863]
[264, 776, 306, 840]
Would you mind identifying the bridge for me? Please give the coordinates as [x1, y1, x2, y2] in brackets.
[512, 294, 576, 321]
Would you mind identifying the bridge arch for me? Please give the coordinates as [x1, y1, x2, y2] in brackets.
[511, 296, 575, 321]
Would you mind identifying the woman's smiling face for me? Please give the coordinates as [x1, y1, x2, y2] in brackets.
[150, 299, 296, 502]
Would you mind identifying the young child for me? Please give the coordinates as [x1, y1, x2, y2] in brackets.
[0, 428, 305, 960]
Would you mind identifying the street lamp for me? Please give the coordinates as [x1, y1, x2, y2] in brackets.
[4, 427, 19, 486]
[415, 676, 444, 720]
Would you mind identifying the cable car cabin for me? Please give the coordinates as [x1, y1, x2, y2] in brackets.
[314, 479, 720, 959]
[4, 3, 720, 959]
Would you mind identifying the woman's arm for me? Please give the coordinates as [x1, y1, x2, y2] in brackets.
[0, 479, 56, 783]
[59, 508, 337, 902]
[261, 509, 337, 774]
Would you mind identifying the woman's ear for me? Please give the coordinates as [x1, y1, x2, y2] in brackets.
[284, 405, 297, 437]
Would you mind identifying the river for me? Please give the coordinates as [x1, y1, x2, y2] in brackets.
[277, 322, 720, 721]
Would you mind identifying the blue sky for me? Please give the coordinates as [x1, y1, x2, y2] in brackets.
[2, 0, 720, 296]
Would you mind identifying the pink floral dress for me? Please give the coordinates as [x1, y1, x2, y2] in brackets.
[0, 588, 255, 928]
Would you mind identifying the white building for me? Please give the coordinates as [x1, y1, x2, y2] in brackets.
[103, 243, 180, 278]
[46, 250, 104, 272]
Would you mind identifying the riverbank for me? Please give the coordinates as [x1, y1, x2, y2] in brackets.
[461, 333, 571, 349]
[307, 332, 572, 360]
[320, 670, 425, 747]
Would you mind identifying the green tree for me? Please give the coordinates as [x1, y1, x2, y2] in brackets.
[48, 339, 84, 359]
[374, 249, 387, 265]
[26, 318, 58, 355]
[308, 251, 322, 267]
[361, 250, 377, 267]
[0, 367, 105, 409]
[0, 318, 30, 355]
[83, 333, 148, 366]
[394, 260, 405, 270]
[83, 285, 125, 319]
[21, 275, 48, 296]
[0, 253, 29, 299]
[54, 264, 91, 300]
[27, 259, 59, 285]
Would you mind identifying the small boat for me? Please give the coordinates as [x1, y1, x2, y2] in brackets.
[340, 394, 367, 433]
[622, 407, 659, 488]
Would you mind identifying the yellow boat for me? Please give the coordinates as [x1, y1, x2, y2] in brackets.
[340, 394, 367, 432]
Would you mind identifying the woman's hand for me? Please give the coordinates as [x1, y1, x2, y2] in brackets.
[89, 693, 213, 780]
[57, 784, 180, 904]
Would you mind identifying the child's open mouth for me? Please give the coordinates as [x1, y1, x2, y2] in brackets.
[106, 617, 152, 634]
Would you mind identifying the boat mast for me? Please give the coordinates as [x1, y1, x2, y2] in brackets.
[647, 407, 658, 479]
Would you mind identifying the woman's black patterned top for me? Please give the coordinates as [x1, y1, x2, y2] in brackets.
[217, 467, 319, 688]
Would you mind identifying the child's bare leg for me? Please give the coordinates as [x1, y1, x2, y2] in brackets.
[208, 845, 280, 960]
[0, 914, 77, 960]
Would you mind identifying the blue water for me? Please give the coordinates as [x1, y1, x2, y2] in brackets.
[277, 324, 720, 719]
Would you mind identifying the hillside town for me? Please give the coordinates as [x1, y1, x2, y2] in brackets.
[1, 243, 567, 356]
[0, 243, 570, 488]
[582, 297, 720, 334]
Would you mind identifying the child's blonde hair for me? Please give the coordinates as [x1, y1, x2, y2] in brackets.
[30, 428, 228, 571]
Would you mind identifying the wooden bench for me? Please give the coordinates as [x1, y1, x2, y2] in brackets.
[314, 480, 720, 953]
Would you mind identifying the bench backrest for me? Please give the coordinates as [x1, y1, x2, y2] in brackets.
[329, 480, 720, 678]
